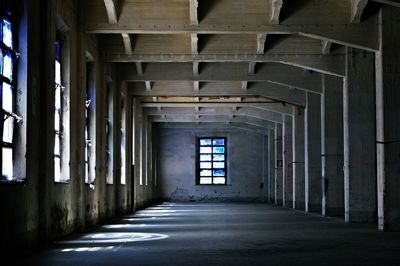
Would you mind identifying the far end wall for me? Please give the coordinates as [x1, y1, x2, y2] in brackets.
[157, 126, 267, 202]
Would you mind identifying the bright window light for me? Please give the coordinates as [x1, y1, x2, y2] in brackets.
[2, 82, 13, 112]
[3, 54, 13, 80]
[2, 19, 12, 48]
[198, 137, 227, 185]
[2, 147, 13, 180]
[3, 116, 14, 143]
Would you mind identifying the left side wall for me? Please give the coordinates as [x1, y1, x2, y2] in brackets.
[0, 0, 141, 253]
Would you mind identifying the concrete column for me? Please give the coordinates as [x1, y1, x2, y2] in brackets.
[321, 75, 344, 217]
[283, 115, 293, 208]
[268, 129, 276, 203]
[292, 107, 305, 210]
[275, 123, 283, 205]
[305, 92, 322, 213]
[344, 48, 376, 223]
[376, 7, 400, 231]
[262, 135, 269, 202]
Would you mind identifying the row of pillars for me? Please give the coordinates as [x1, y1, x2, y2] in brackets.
[267, 7, 400, 231]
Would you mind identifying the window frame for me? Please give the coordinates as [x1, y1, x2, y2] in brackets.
[54, 36, 64, 183]
[196, 137, 227, 186]
[84, 86, 92, 185]
[84, 57, 95, 186]
[0, 12, 22, 183]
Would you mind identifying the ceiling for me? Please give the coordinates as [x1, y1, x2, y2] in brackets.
[84, 0, 392, 133]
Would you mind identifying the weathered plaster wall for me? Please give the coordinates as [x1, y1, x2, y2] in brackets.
[0, 0, 146, 253]
[157, 127, 266, 202]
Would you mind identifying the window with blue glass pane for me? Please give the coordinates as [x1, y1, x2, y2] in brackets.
[1, 16, 20, 182]
[3, 19, 12, 48]
[198, 137, 226, 185]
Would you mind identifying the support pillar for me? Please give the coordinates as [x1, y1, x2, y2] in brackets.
[321, 75, 344, 217]
[344, 47, 376, 223]
[376, 7, 400, 231]
[268, 129, 276, 203]
[275, 123, 283, 205]
[293, 107, 305, 210]
[305, 92, 322, 213]
[283, 115, 293, 208]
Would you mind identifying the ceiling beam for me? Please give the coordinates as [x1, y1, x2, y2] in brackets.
[191, 33, 198, 54]
[105, 52, 345, 77]
[241, 81, 248, 91]
[103, 0, 119, 24]
[256, 33, 267, 54]
[194, 81, 200, 91]
[135, 62, 144, 76]
[118, 63, 323, 93]
[85, 9, 379, 51]
[248, 62, 256, 75]
[127, 80, 306, 107]
[106, 53, 345, 77]
[189, 0, 198, 25]
[121, 33, 133, 54]
[149, 114, 276, 129]
[271, 0, 283, 24]
[156, 122, 270, 135]
[351, 0, 368, 23]
[145, 81, 152, 91]
[139, 102, 293, 116]
[322, 40, 332, 55]
[144, 107, 284, 123]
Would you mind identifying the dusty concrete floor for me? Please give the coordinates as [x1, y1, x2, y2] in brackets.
[19, 203, 400, 266]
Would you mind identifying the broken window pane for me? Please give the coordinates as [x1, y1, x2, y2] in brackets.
[54, 157, 61, 182]
[213, 169, 225, 176]
[2, 82, 13, 112]
[213, 154, 224, 161]
[2, 147, 13, 180]
[3, 19, 12, 48]
[213, 147, 225, 154]
[199, 178, 212, 185]
[3, 115, 14, 143]
[213, 162, 225, 169]
[200, 139, 211, 146]
[200, 147, 211, 153]
[213, 177, 225, 185]
[200, 162, 211, 169]
[3, 53, 12, 80]
[200, 154, 211, 161]
[200, 169, 212, 177]
[213, 139, 224, 146]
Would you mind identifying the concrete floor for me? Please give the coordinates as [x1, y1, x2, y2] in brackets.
[19, 203, 400, 266]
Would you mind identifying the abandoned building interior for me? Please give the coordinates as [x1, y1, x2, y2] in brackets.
[1, 0, 400, 265]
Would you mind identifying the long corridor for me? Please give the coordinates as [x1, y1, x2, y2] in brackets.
[24, 203, 400, 266]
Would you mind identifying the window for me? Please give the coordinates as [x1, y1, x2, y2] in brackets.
[106, 82, 113, 184]
[1, 15, 22, 182]
[85, 57, 95, 186]
[197, 137, 227, 185]
[120, 96, 126, 185]
[85, 89, 91, 184]
[54, 37, 63, 182]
